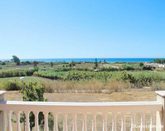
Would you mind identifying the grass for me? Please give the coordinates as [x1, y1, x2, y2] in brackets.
[1, 74, 165, 93]
[0, 76, 41, 90]
[0, 76, 130, 92]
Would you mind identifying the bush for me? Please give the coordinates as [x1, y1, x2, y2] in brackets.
[34, 70, 65, 80]
[5, 81, 21, 90]
[100, 67, 119, 71]
[134, 75, 153, 88]
[20, 82, 46, 101]
[65, 71, 93, 81]
[120, 71, 153, 88]
[1, 62, 6, 65]
[154, 59, 165, 64]
[20, 82, 46, 130]
[0, 69, 35, 78]
[142, 66, 154, 70]
[122, 65, 135, 71]
[121, 72, 136, 84]
[21, 61, 31, 65]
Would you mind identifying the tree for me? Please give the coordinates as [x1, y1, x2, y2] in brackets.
[20, 82, 46, 130]
[139, 62, 144, 67]
[154, 59, 165, 64]
[50, 62, 54, 67]
[12, 55, 20, 65]
[94, 58, 98, 69]
[33, 61, 38, 67]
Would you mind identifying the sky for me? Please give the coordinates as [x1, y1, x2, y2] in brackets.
[0, 0, 164, 59]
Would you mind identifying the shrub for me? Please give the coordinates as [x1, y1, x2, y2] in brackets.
[0, 69, 35, 78]
[1, 62, 6, 65]
[154, 59, 165, 64]
[142, 66, 154, 70]
[121, 72, 135, 83]
[120, 71, 153, 88]
[20, 82, 46, 130]
[122, 64, 135, 71]
[133, 74, 153, 88]
[100, 67, 119, 71]
[20, 82, 46, 101]
[34, 70, 65, 80]
[139, 63, 144, 67]
[21, 61, 31, 65]
[5, 81, 21, 91]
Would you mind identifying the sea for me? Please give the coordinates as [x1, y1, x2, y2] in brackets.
[19, 58, 158, 63]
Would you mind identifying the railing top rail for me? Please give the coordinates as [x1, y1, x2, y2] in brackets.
[0, 100, 162, 106]
[0, 101, 162, 113]
[0, 91, 6, 95]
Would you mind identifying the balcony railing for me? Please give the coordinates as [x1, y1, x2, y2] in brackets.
[0, 91, 164, 131]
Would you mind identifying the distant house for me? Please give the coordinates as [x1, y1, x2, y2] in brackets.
[144, 62, 165, 68]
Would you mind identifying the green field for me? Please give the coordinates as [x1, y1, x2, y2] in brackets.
[0, 60, 165, 92]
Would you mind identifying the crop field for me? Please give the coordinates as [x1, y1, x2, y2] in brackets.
[0, 60, 165, 101]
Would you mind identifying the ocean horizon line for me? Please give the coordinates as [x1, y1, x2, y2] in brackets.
[20, 58, 163, 63]
[1, 58, 164, 63]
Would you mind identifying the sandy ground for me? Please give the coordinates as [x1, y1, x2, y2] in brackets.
[4, 89, 156, 102]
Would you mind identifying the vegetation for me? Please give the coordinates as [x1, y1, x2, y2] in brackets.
[0, 68, 36, 78]
[20, 82, 46, 130]
[154, 59, 165, 64]
[0, 57, 165, 93]
[2, 57, 164, 131]
[12, 55, 20, 65]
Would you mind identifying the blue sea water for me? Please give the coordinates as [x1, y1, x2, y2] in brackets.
[21, 58, 157, 63]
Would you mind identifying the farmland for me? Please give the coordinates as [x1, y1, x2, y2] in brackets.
[0, 60, 165, 101]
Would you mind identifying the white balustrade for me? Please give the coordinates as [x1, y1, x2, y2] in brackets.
[0, 91, 165, 131]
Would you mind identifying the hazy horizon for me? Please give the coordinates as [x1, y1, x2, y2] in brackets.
[1, 57, 164, 60]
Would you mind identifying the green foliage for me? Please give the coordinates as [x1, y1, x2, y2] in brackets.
[63, 71, 112, 81]
[94, 58, 98, 69]
[65, 71, 93, 80]
[142, 66, 154, 70]
[50, 62, 54, 67]
[122, 64, 135, 70]
[0, 77, 43, 90]
[33, 61, 39, 67]
[21, 61, 31, 65]
[34, 70, 65, 80]
[5, 80, 21, 90]
[120, 71, 154, 88]
[139, 63, 144, 67]
[121, 72, 136, 83]
[20, 82, 46, 101]
[0, 69, 35, 78]
[0, 60, 165, 90]
[20, 82, 46, 130]
[69, 61, 76, 68]
[154, 59, 165, 64]
[134, 75, 153, 88]
[100, 67, 119, 71]
[1, 62, 6, 65]
[12, 55, 20, 65]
